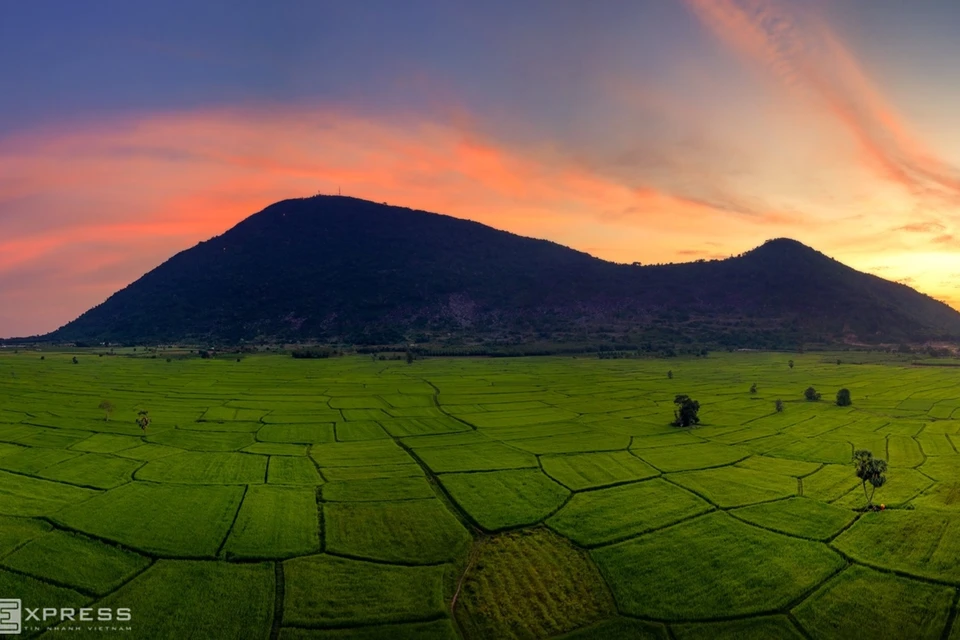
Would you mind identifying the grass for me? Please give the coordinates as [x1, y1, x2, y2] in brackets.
[439, 469, 570, 531]
[455, 528, 615, 639]
[5, 349, 960, 636]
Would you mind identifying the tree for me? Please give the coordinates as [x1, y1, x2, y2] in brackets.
[853, 449, 887, 509]
[98, 400, 115, 421]
[788, 359, 794, 369]
[667, 370, 673, 379]
[72, 356, 78, 364]
[804, 386, 821, 401]
[672, 395, 700, 427]
[406, 350, 414, 365]
[836, 359, 841, 365]
[836, 388, 852, 406]
[136, 410, 151, 432]
[750, 383, 758, 394]
[775, 399, 784, 412]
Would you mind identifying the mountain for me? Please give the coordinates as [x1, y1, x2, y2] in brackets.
[42, 196, 960, 347]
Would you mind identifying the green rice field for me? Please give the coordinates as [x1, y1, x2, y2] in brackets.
[3, 349, 960, 638]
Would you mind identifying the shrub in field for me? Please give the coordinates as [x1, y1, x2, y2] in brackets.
[836, 388, 852, 406]
[788, 359, 794, 369]
[72, 356, 78, 364]
[775, 399, 784, 412]
[406, 350, 415, 365]
[853, 449, 887, 509]
[136, 410, 151, 432]
[804, 387, 821, 401]
[291, 348, 332, 359]
[667, 370, 673, 379]
[672, 395, 700, 427]
[98, 400, 115, 421]
[750, 383, 757, 394]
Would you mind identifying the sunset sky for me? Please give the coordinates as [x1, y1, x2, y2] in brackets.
[3, 0, 960, 337]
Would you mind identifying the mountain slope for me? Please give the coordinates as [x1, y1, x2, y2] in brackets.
[44, 196, 960, 346]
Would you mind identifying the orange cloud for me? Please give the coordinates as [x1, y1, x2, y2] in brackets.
[0, 99, 954, 338]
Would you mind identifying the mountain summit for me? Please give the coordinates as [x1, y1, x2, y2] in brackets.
[45, 196, 960, 346]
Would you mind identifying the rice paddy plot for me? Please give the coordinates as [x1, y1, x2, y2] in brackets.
[147, 429, 255, 451]
[136, 451, 266, 484]
[257, 423, 336, 444]
[735, 455, 821, 477]
[671, 616, 805, 640]
[378, 417, 469, 438]
[268, 456, 324, 485]
[802, 464, 861, 502]
[0, 447, 80, 474]
[54, 482, 244, 557]
[635, 442, 750, 473]
[557, 618, 668, 640]
[832, 467, 932, 509]
[0, 568, 88, 634]
[311, 441, 413, 467]
[592, 512, 844, 620]
[730, 497, 855, 540]
[455, 528, 615, 640]
[323, 476, 434, 502]
[283, 554, 447, 627]
[69, 433, 143, 454]
[768, 437, 853, 464]
[439, 469, 569, 531]
[37, 453, 142, 489]
[547, 479, 712, 546]
[49, 560, 276, 638]
[833, 510, 960, 583]
[334, 421, 391, 441]
[321, 464, 425, 481]
[0, 529, 150, 595]
[324, 499, 470, 564]
[508, 432, 630, 455]
[279, 620, 459, 639]
[413, 442, 538, 473]
[540, 451, 659, 491]
[0, 470, 99, 516]
[0, 515, 51, 556]
[668, 466, 797, 508]
[223, 485, 320, 559]
[792, 565, 953, 639]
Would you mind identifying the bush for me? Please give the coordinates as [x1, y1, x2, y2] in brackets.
[775, 399, 784, 412]
[788, 360, 794, 369]
[804, 387, 821, 401]
[750, 383, 757, 394]
[667, 370, 673, 379]
[836, 388, 852, 406]
[672, 395, 700, 427]
[72, 357, 78, 365]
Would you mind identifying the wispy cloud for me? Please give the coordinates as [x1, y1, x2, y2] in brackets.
[682, 0, 960, 208]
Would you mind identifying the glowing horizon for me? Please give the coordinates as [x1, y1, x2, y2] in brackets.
[3, 0, 960, 337]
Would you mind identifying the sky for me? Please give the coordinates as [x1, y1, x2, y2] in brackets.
[3, 0, 960, 337]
